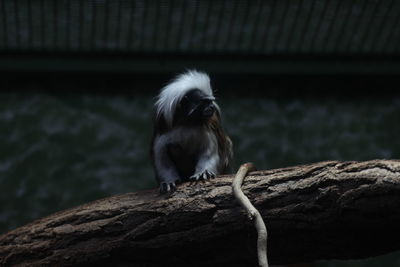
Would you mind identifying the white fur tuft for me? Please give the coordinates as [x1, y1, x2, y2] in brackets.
[155, 70, 214, 127]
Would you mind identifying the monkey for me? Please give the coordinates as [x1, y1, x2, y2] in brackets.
[151, 70, 233, 194]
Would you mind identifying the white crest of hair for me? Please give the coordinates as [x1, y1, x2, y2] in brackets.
[155, 70, 214, 127]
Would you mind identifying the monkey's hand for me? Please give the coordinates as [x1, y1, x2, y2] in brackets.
[160, 182, 175, 193]
[190, 170, 216, 181]
[159, 181, 177, 194]
[159, 176, 182, 194]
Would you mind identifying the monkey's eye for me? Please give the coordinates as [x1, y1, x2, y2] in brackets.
[201, 99, 212, 105]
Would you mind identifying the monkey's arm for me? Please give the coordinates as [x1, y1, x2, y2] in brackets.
[153, 135, 181, 193]
[190, 137, 219, 180]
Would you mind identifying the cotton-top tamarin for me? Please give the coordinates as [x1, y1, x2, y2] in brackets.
[151, 70, 233, 193]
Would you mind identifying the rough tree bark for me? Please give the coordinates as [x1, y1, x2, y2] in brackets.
[1, 160, 400, 267]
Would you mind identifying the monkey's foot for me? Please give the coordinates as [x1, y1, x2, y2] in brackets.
[190, 170, 216, 181]
[159, 182, 177, 194]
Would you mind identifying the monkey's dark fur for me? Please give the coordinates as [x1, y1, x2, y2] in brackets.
[151, 70, 233, 193]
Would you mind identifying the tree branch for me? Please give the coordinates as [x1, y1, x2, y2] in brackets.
[232, 162, 268, 267]
[1, 160, 400, 266]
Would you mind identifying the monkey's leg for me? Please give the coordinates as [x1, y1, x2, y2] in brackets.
[153, 138, 181, 193]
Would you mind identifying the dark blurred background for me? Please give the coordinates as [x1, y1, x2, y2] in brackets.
[1, 1, 400, 266]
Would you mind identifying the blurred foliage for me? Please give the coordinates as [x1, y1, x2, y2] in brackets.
[318, 251, 400, 267]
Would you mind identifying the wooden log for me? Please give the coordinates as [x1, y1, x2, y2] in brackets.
[1, 160, 400, 266]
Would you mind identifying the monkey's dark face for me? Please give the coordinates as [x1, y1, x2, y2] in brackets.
[175, 89, 216, 125]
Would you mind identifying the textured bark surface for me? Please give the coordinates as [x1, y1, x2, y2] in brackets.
[1, 160, 400, 266]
